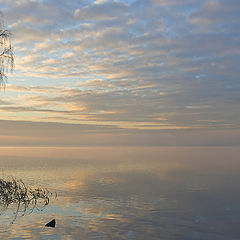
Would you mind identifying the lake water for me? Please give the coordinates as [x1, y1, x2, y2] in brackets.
[0, 146, 240, 239]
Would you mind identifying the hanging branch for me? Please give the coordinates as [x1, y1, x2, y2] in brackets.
[0, 15, 14, 88]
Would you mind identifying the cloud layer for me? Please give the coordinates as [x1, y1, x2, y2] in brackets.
[0, 0, 239, 132]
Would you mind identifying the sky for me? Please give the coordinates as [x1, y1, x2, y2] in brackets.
[0, 0, 239, 146]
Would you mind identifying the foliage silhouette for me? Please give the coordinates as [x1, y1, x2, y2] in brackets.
[0, 13, 14, 87]
[0, 177, 56, 223]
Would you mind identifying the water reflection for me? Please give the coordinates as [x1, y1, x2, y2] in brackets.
[0, 147, 240, 239]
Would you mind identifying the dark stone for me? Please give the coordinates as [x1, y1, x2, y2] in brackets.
[45, 219, 56, 228]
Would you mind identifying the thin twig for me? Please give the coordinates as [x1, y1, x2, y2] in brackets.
[0, 177, 56, 223]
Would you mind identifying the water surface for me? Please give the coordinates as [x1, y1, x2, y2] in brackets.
[0, 146, 240, 239]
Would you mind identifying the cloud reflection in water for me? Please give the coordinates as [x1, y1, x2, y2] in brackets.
[0, 147, 240, 239]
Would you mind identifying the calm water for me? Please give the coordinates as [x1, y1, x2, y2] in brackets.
[0, 146, 240, 239]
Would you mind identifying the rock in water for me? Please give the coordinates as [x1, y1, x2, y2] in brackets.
[45, 219, 56, 228]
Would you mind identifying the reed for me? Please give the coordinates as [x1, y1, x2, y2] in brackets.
[0, 177, 55, 222]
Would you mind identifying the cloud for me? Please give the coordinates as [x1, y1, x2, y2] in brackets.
[74, 1, 128, 21]
[189, 0, 240, 32]
[0, 119, 240, 146]
[0, 0, 239, 133]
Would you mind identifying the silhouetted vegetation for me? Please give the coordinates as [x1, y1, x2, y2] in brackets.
[0, 177, 55, 223]
[0, 13, 14, 87]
